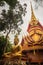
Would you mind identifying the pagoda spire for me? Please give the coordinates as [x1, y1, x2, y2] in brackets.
[29, 2, 39, 26]
[27, 2, 43, 32]
[31, 2, 36, 21]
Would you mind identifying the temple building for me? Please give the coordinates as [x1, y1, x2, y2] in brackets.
[1, 3, 43, 65]
[21, 3, 43, 64]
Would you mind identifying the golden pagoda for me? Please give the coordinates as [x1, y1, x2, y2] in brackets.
[3, 34, 22, 57]
[2, 34, 22, 65]
[21, 3, 43, 63]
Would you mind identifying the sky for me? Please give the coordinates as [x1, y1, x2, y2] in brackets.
[17, 0, 43, 44]
[0, 0, 43, 44]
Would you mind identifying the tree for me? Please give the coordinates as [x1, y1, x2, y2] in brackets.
[0, 0, 27, 53]
[0, 36, 12, 59]
[0, 0, 17, 8]
[0, 36, 6, 59]
[5, 40, 12, 53]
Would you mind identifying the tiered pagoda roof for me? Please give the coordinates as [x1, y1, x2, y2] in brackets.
[21, 3, 43, 51]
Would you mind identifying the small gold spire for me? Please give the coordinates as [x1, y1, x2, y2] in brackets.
[30, 2, 38, 25]
[30, 2, 36, 21]
[14, 34, 19, 45]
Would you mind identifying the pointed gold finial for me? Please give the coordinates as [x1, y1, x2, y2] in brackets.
[30, 2, 36, 21]
[14, 34, 19, 45]
[30, 2, 38, 26]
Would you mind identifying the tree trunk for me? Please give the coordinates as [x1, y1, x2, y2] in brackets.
[4, 7, 13, 53]
[3, 29, 11, 53]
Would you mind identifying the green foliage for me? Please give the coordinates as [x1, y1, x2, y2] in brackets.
[5, 0, 17, 8]
[0, 36, 12, 58]
[0, 0, 17, 8]
[0, 1, 27, 34]
[6, 41, 12, 52]
[0, 36, 6, 58]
